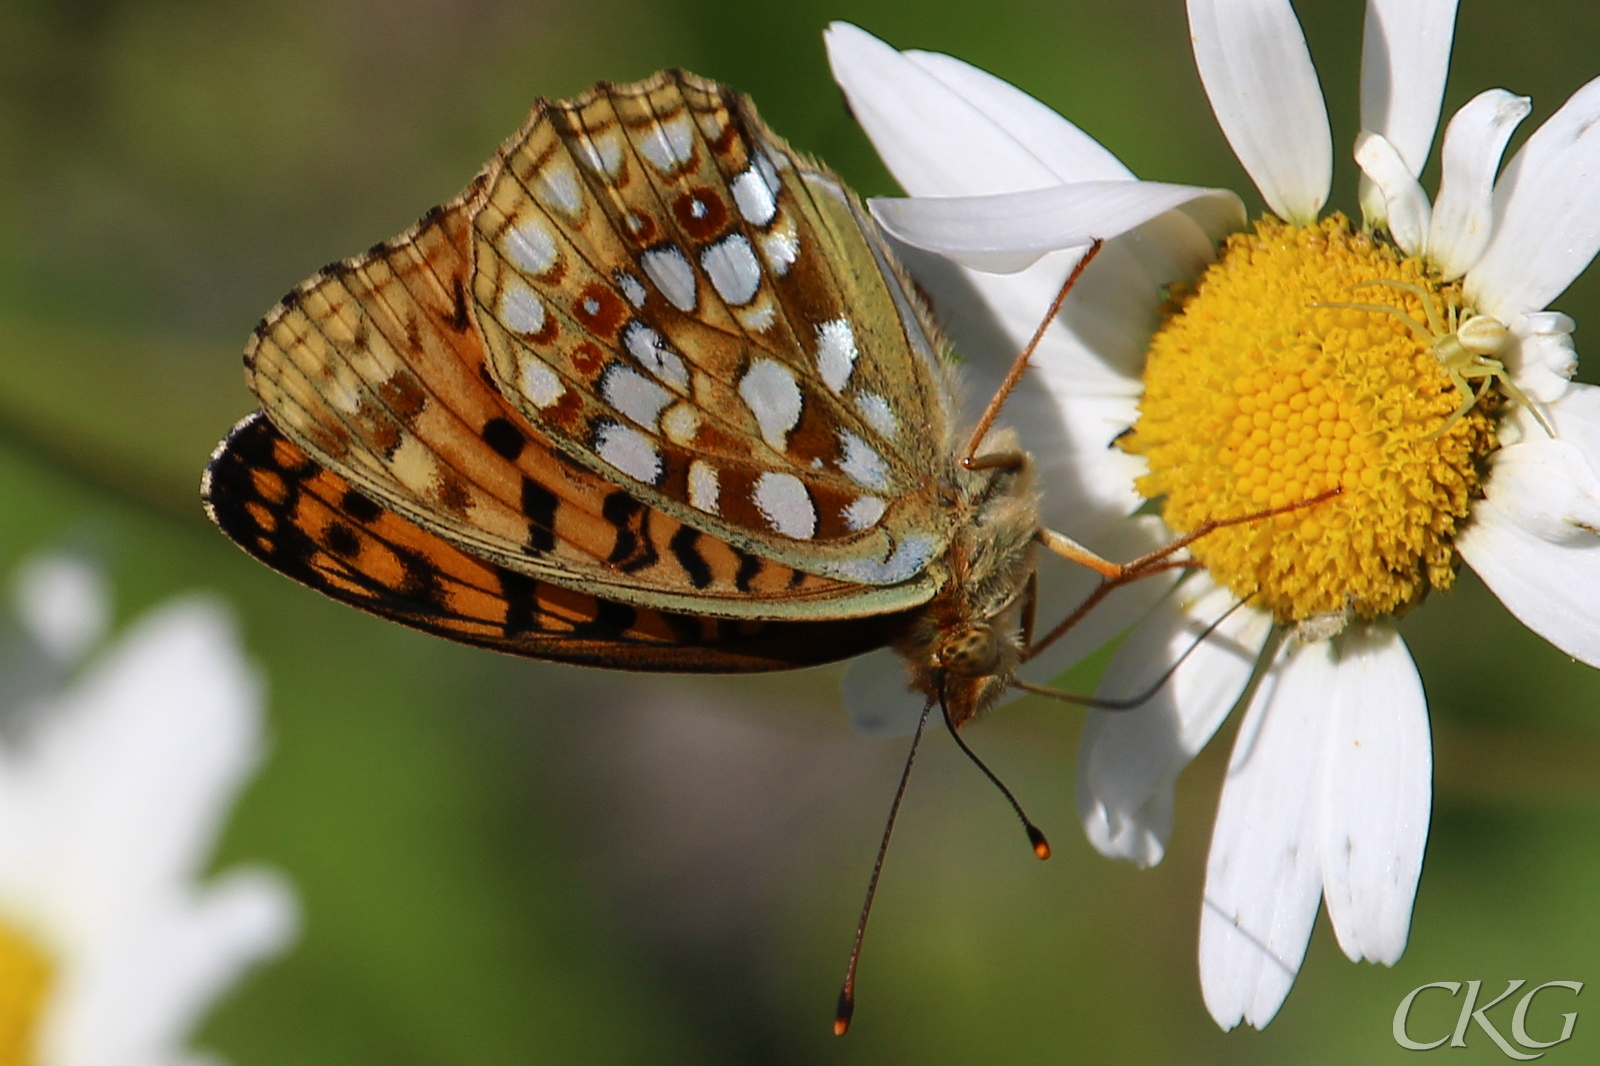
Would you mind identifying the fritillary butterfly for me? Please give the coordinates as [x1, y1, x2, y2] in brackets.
[203, 68, 1292, 1033]
[202, 69, 1169, 721]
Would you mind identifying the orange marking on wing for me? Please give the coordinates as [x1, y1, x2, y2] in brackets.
[251, 468, 287, 505]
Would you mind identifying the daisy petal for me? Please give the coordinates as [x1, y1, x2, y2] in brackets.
[1458, 504, 1600, 669]
[825, 22, 1061, 196]
[1480, 437, 1600, 542]
[1354, 132, 1432, 255]
[871, 181, 1245, 273]
[1319, 625, 1430, 966]
[1187, 0, 1331, 224]
[159, 869, 299, 1027]
[1359, 0, 1458, 175]
[57, 868, 297, 1062]
[1426, 90, 1532, 280]
[842, 647, 924, 738]
[897, 207, 1218, 397]
[1506, 312, 1577, 403]
[1199, 637, 1331, 1030]
[1465, 382, 1600, 659]
[28, 596, 264, 932]
[1077, 577, 1272, 867]
[904, 49, 1132, 182]
[1541, 380, 1600, 466]
[1466, 74, 1600, 320]
[1000, 374, 1150, 521]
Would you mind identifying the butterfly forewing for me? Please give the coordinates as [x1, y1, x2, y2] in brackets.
[204, 413, 910, 670]
[471, 70, 953, 588]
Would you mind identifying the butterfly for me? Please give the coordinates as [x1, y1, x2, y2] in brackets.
[203, 68, 1280, 1033]
[200, 67, 1149, 724]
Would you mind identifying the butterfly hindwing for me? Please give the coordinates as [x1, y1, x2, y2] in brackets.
[204, 413, 912, 670]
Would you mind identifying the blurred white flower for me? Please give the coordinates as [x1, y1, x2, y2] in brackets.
[12, 557, 109, 667]
[0, 553, 296, 1065]
[829, 0, 1600, 1031]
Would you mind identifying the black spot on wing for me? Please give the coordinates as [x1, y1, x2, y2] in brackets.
[602, 491, 658, 573]
[325, 520, 361, 559]
[483, 417, 526, 460]
[450, 275, 472, 331]
[341, 488, 383, 523]
[498, 568, 540, 636]
[395, 545, 447, 613]
[521, 476, 558, 554]
[204, 415, 324, 587]
[669, 527, 713, 589]
[733, 550, 762, 593]
[660, 610, 706, 645]
[573, 598, 637, 639]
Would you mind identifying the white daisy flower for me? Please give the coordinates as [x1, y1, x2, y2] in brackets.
[828, 0, 1600, 1031]
[0, 553, 297, 1064]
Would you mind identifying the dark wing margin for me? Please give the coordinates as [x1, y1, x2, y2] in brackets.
[202, 412, 908, 672]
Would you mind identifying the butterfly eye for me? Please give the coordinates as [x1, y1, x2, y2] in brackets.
[936, 624, 999, 677]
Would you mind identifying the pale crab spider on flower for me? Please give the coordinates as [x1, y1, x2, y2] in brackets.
[1316, 278, 1554, 438]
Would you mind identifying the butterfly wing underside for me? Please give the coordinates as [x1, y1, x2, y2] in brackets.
[471, 72, 953, 587]
[214, 70, 962, 670]
[240, 73, 954, 624]
[204, 413, 910, 670]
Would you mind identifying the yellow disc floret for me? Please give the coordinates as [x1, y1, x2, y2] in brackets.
[0, 918, 50, 1066]
[1122, 215, 1499, 624]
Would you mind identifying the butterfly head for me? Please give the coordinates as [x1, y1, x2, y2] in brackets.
[935, 623, 1001, 678]
[930, 621, 1018, 727]
[923, 598, 1028, 727]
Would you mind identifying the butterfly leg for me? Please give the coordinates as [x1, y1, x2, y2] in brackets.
[1035, 528, 1125, 579]
[1025, 529, 1199, 661]
[1019, 570, 1038, 651]
[960, 240, 1105, 467]
[1014, 597, 1249, 707]
[963, 450, 1029, 472]
[1027, 487, 1340, 660]
[1038, 485, 1341, 581]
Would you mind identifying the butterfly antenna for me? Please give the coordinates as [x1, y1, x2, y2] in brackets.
[834, 697, 935, 1036]
[961, 239, 1105, 466]
[939, 679, 1051, 861]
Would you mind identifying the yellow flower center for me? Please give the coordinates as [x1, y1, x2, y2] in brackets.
[0, 918, 51, 1066]
[1122, 215, 1499, 624]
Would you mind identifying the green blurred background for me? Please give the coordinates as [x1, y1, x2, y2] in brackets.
[1, 0, 1598, 1061]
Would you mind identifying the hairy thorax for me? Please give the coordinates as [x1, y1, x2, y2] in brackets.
[896, 439, 1040, 727]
